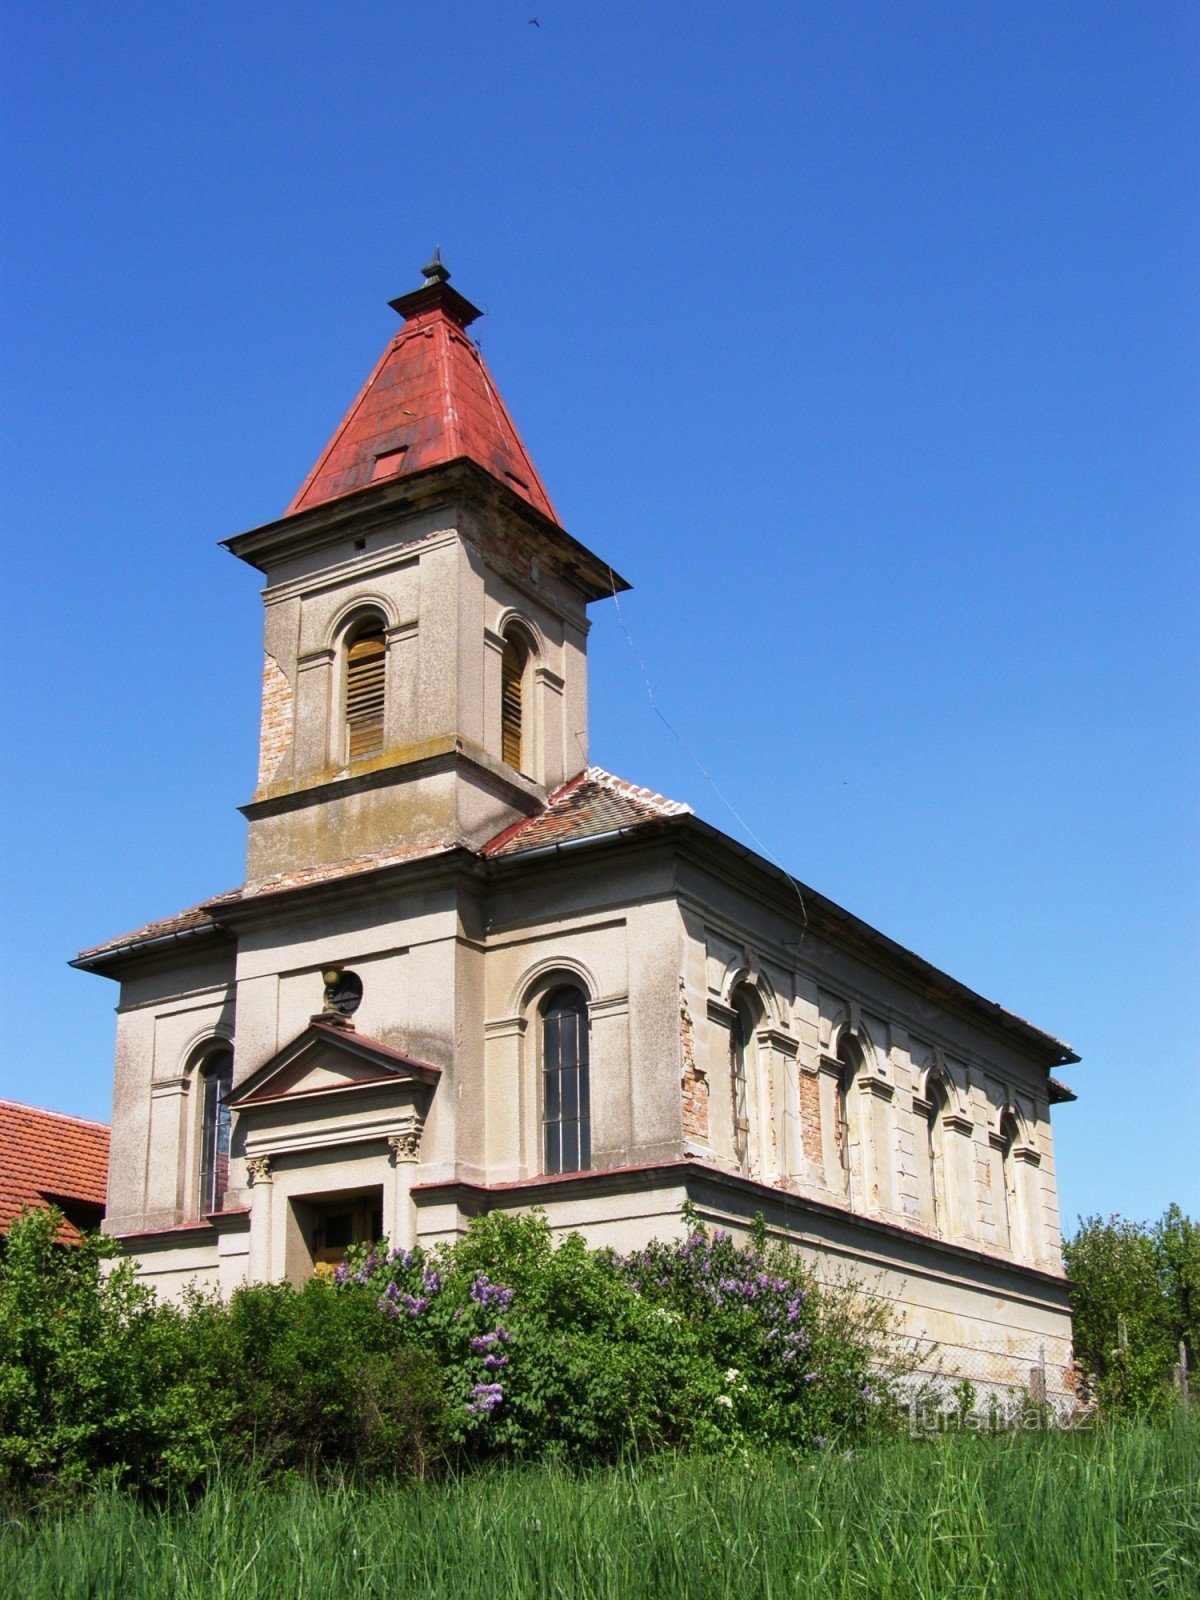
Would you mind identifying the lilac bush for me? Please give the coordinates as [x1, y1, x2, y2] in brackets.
[339, 1208, 895, 1460]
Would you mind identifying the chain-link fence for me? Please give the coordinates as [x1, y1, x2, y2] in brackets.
[895, 1338, 1087, 1434]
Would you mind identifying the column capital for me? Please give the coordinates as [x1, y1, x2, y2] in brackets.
[388, 1122, 424, 1163]
[246, 1154, 273, 1185]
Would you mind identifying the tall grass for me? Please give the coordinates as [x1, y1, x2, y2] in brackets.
[2, 1419, 1197, 1599]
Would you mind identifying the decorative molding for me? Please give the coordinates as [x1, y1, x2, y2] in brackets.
[817, 1051, 844, 1079]
[484, 1015, 528, 1040]
[389, 1124, 424, 1163]
[759, 1028, 798, 1058]
[1013, 1145, 1041, 1167]
[150, 1075, 190, 1097]
[707, 997, 737, 1027]
[943, 1113, 974, 1137]
[534, 664, 565, 693]
[384, 620, 418, 644]
[246, 1155, 273, 1185]
[588, 992, 630, 1022]
[296, 646, 336, 671]
[857, 1075, 895, 1102]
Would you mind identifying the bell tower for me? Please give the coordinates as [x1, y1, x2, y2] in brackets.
[224, 257, 628, 885]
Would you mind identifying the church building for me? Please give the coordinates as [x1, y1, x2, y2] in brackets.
[75, 257, 1079, 1395]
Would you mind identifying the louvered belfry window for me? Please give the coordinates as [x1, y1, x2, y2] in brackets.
[346, 623, 386, 761]
[501, 634, 525, 770]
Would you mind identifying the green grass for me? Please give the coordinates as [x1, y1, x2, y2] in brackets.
[2, 1420, 1197, 1599]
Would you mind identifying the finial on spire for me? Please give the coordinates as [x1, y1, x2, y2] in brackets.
[389, 250, 481, 328]
[421, 247, 450, 286]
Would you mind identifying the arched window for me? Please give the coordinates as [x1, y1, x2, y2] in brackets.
[199, 1049, 233, 1215]
[835, 1034, 864, 1198]
[345, 619, 386, 761]
[729, 986, 757, 1169]
[999, 1108, 1021, 1253]
[925, 1075, 950, 1233]
[541, 986, 590, 1175]
[500, 629, 528, 772]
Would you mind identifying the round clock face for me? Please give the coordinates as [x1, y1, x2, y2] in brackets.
[325, 970, 363, 1015]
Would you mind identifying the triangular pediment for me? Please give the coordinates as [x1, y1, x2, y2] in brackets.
[228, 1022, 441, 1110]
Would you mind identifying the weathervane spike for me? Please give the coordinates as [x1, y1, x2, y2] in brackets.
[421, 246, 450, 286]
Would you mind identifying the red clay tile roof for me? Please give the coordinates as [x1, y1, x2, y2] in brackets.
[74, 841, 462, 966]
[285, 265, 560, 526]
[74, 888, 242, 965]
[483, 767, 691, 857]
[0, 1101, 109, 1244]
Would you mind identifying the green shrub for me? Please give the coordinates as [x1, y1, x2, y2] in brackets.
[0, 1207, 213, 1495]
[1065, 1206, 1199, 1417]
[0, 1204, 896, 1499]
[339, 1208, 896, 1460]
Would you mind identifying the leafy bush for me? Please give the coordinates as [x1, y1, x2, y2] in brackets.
[0, 1203, 897, 1500]
[339, 1208, 894, 1459]
[1065, 1205, 1199, 1416]
[0, 1208, 209, 1494]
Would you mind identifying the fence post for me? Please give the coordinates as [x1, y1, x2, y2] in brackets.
[1176, 1341, 1190, 1412]
[1029, 1344, 1046, 1408]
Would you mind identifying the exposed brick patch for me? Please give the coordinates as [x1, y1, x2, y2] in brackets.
[679, 979, 708, 1140]
[257, 653, 294, 789]
[799, 1068, 822, 1165]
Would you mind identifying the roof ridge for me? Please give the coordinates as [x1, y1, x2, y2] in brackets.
[583, 766, 692, 815]
[0, 1100, 110, 1131]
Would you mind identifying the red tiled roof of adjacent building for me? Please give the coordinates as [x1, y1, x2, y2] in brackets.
[0, 1100, 109, 1244]
[286, 256, 560, 527]
[483, 767, 692, 857]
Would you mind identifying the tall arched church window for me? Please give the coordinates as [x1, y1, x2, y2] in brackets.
[542, 986, 590, 1175]
[346, 621, 386, 761]
[925, 1076, 950, 1233]
[835, 1035, 864, 1198]
[199, 1049, 233, 1215]
[501, 631, 527, 771]
[729, 988, 756, 1169]
[999, 1109, 1021, 1253]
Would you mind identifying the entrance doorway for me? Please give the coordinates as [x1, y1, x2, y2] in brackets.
[309, 1191, 384, 1269]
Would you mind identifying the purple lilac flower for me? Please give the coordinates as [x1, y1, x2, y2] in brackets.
[805, 1372, 820, 1384]
[471, 1333, 498, 1353]
[401, 1295, 428, 1317]
[484, 1353, 509, 1370]
[332, 1263, 349, 1286]
[390, 1248, 413, 1269]
[385, 1281, 400, 1302]
[813, 1435, 828, 1449]
[377, 1297, 400, 1318]
[861, 1384, 878, 1404]
[467, 1382, 504, 1415]
[469, 1277, 514, 1310]
[423, 1267, 441, 1295]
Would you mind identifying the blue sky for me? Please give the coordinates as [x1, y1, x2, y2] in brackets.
[1, 1, 1196, 1228]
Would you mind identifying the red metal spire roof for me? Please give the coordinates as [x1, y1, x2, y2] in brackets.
[286, 253, 560, 525]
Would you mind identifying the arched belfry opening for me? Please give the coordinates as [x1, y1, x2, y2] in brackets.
[500, 628, 529, 772]
[345, 617, 386, 761]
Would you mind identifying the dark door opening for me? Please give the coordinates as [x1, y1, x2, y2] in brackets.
[310, 1193, 384, 1269]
